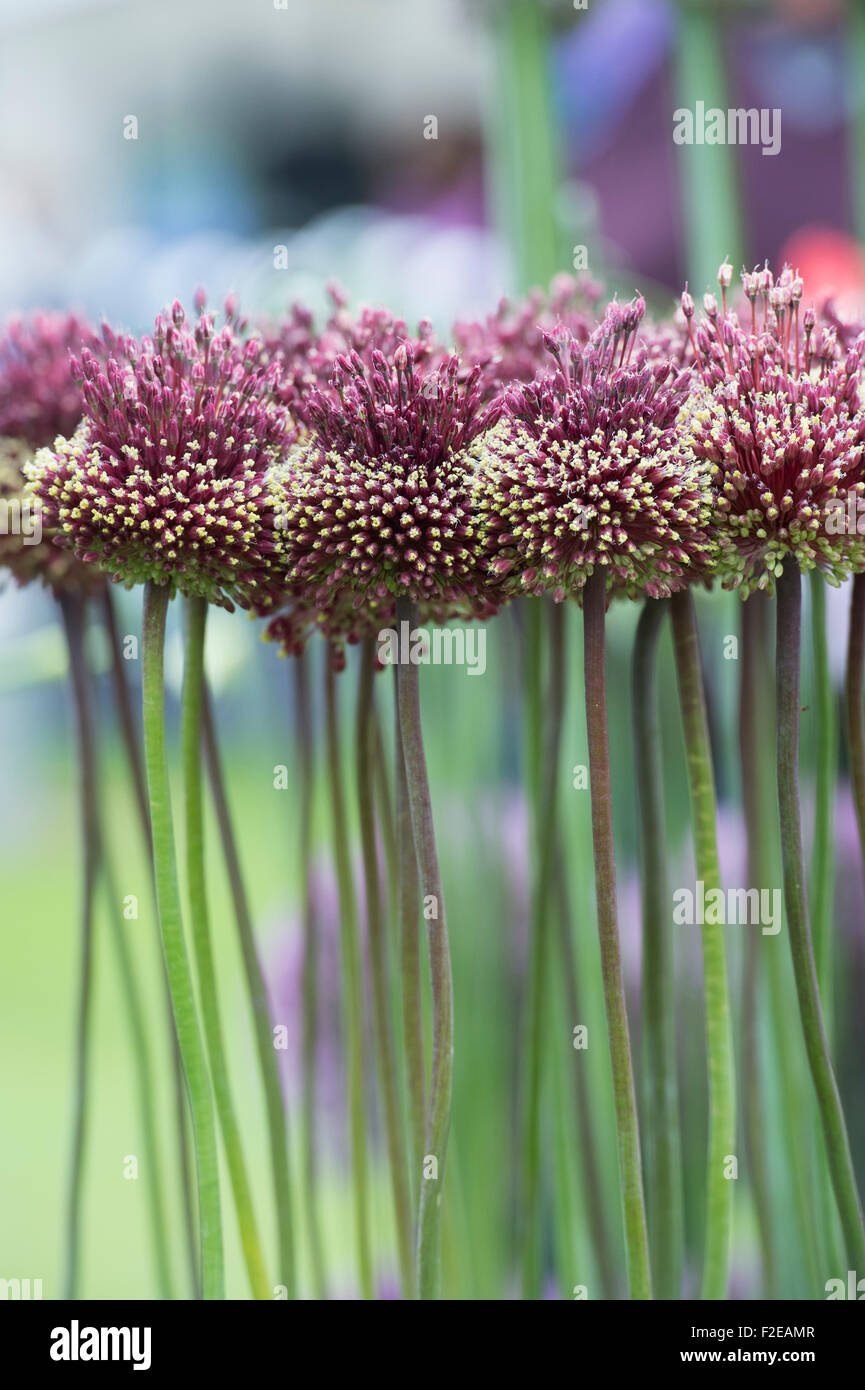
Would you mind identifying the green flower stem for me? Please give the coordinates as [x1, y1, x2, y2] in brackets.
[553, 835, 618, 1301]
[181, 597, 269, 1300]
[810, 573, 837, 1036]
[98, 853, 175, 1299]
[521, 597, 566, 1298]
[102, 586, 200, 1298]
[141, 581, 223, 1300]
[357, 636, 414, 1297]
[583, 571, 652, 1301]
[670, 588, 734, 1300]
[738, 596, 776, 1296]
[846, 574, 865, 919]
[395, 666, 426, 1198]
[395, 598, 454, 1301]
[777, 562, 865, 1272]
[58, 592, 100, 1299]
[324, 657, 374, 1299]
[292, 653, 326, 1298]
[201, 685, 297, 1299]
[633, 597, 683, 1300]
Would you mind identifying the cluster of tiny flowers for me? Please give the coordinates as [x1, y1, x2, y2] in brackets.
[453, 272, 600, 401]
[472, 296, 717, 601]
[682, 262, 865, 593]
[0, 312, 107, 595]
[269, 323, 501, 612]
[25, 301, 292, 611]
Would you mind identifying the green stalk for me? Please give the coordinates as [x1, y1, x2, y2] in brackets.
[670, 588, 734, 1300]
[58, 592, 100, 1299]
[141, 580, 223, 1299]
[324, 656, 374, 1299]
[738, 596, 776, 1296]
[777, 562, 865, 1272]
[356, 636, 414, 1297]
[810, 573, 837, 1036]
[181, 596, 269, 1299]
[102, 586, 200, 1297]
[201, 686, 297, 1299]
[521, 598, 566, 1298]
[845, 574, 865, 915]
[395, 665, 426, 1199]
[395, 598, 454, 1300]
[293, 653, 326, 1297]
[583, 571, 652, 1300]
[633, 597, 683, 1300]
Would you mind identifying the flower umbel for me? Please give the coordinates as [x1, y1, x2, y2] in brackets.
[25, 301, 292, 610]
[474, 296, 716, 600]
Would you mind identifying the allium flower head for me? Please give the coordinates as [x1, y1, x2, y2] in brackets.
[0, 312, 101, 449]
[25, 300, 292, 610]
[0, 312, 107, 595]
[270, 323, 500, 611]
[683, 261, 865, 593]
[473, 295, 716, 600]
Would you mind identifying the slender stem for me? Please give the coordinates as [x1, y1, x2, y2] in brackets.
[846, 574, 865, 925]
[357, 636, 414, 1296]
[58, 592, 99, 1299]
[553, 835, 618, 1301]
[395, 665, 426, 1198]
[738, 596, 776, 1296]
[181, 596, 269, 1300]
[583, 571, 652, 1300]
[810, 572, 837, 1040]
[670, 588, 734, 1300]
[201, 685, 297, 1299]
[395, 598, 454, 1301]
[102, 586, 199, 1297]
[99, 853, 175, 1299]
[324, 657, 374, 1299]
[777, 561, 865, 1271]
[521, 598, 566, 1298]
[633, 597, 683, 1300]
[141, 580, 223, 1300]
[292, 651, 325, 1298]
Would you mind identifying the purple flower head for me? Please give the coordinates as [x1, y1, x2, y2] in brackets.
[683, 261, 865, 594]
[0, 312, 108, 595]
[270, 317, 502, 612]
[453, 272, 600, 402]
[473, 295, 716, 601]
[0, 311, 101, 450]
[25, 299, 293, 611]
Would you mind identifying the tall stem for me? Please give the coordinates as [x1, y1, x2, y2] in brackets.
[633, 597, 683, 1300]
[357, 636, 414, 1296]
[521, 598, 566, 1298]
[395, 665, 426, 1198]
[670, 588, 734, 1300]
[776, 562, 865, 1271]
[201, 686, 297, 1298]
[324, 657, 374, 1299]
[395, 598, 454, 1301]
[739, 596, 776, 1296]
[846, 574, 865, 913]
[293, 652, 326, 1297]
[141, 580, 223, 1299]
[58, 591, 99, 1299]
[810, 573, 837, 1037]
[181, 597, 269, 1299]
[583, 571, 651, 1300]
[102, 586, 199, 1297]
